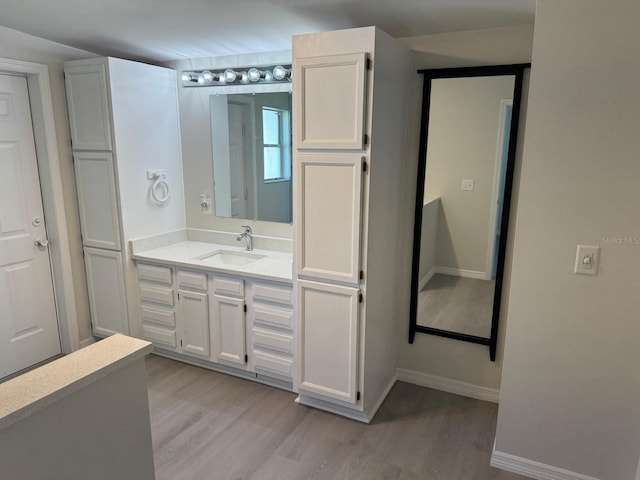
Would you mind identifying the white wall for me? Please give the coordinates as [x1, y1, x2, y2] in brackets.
[494, 1, 640, 479]
[418, 197, 439, 285]
[0, 26, 97, 343]
[395, 25, 533, 391]
[165, 51, 294, 238]
[426, 76, 514, 274]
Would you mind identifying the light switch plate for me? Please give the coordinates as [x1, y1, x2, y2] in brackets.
[574, 245, 600, 275]
[461, 179, 474, 191]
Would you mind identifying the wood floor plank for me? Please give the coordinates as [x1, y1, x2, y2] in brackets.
[146, 355, 527, 480]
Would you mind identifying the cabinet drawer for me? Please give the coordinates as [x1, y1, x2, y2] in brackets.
[143, 324, 177, 348]
[252, 304, 293, 330]
[213, 276, 244, 297]
[139, 284, 174, 307]
[137, 263, 172, 285]
[141, 304, 175, 328]
[252, 327, 294, 354]
[252, 282, 293, 306]
[177, 270, 208, 291]
[253, 350, 294, 378]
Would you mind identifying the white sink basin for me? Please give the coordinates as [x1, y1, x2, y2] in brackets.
[194, 250, 266, 267]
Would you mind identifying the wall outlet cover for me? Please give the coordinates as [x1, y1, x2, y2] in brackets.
[461, 179, 474, 191]
[574, 245, 600, 275]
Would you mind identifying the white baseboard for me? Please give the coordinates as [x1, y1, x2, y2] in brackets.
[396, 368, 499, 403]
[418, 267, 436, 291]
[434, 266, 487, 280]
[491, 450, 602, 480]
[79, 337, 96, 349]
[367, 376, 397, 422]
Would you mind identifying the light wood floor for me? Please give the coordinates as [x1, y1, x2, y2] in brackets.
[146, 355, 525, 480]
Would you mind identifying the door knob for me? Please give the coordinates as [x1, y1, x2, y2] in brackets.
[34, 238, 49, 248]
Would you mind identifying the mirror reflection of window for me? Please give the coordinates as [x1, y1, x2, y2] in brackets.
[262, 107, 291, 182]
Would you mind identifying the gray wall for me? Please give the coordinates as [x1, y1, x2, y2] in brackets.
[495, 1, 640, 479]
[395, 24, 534, 390]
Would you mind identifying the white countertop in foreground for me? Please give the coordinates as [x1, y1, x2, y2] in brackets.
[0, 335, 152, 430]
[132, 240, 293, 283]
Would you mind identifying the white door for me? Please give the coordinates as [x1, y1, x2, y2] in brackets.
[296, 154, 364, 284]
[227, 101, 248, 218]
[298, 280, 360, 404]
[0, 74, 61, 378]
[295, 53, 367, 150]
[178, 290, 210, 358]
[211, 294, 247, 368]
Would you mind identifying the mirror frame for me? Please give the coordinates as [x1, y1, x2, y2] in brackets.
[409, 64, 530, 361]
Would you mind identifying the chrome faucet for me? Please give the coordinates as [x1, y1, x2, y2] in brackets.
[237, 225, 253, 251]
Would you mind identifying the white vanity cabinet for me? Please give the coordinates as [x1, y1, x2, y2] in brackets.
[293, 27, 411, 422]
[64, 57, 184, 340]
[138, 263, 178, 350]
[177, 271, 210, 358]
[247, 281, 295, 383]
[210, 276, 248, 368]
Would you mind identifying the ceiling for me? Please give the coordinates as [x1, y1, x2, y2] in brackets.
[0, 0, 535, 63]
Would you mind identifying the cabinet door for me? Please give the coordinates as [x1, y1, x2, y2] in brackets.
[64, 62, 113, 151]
[295, 53, 367, 150]
[211, 294, 247, 367]
[296, 154, 363, 284]
[178, 290, 210, 358]
[84, 247, 129, 336]
[298, 280, 359, 404]
[74, 151, 121, 250]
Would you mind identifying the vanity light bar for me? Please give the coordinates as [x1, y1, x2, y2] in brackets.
[181, 64, 292, 87]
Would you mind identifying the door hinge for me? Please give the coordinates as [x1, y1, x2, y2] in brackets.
[245, 354, 248, 363]
[362, 160, 368, 173]
[366, 57, 372, 70]
[180, 339, 183, 347]
[357, 391, 361, 401]
[363, 134, 369, 146]
[243, 304, 247, 313]
[177, 292, 180, 301]
[359, 293, 363, 303]
[359, 270, 364, 280]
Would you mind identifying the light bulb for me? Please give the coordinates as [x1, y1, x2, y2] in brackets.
[181, 72, 197, 82]
[223, 69, 237, 83]
[272, 65, 290, 81]
[201, 70, 215, 82]
[247, 68, 263, 82]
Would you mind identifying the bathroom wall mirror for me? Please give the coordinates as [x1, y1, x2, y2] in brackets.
[409, 64, 529, 361]
[211, 91, 292, 223]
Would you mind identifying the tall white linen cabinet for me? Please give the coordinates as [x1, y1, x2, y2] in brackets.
[293, 27, 411, 422]
[64, 57, 185, 339]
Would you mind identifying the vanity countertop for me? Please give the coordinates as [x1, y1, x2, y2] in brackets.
[132, 240, 293, 283]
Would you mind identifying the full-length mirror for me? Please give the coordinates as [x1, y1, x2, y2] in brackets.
[409, 65, 529, 360]
[211, 92, 292, 223]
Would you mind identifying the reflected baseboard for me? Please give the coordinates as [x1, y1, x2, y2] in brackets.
[418, 267, 436, 291]
[396, 367, 499, 403]
[433, 266, 486, 280]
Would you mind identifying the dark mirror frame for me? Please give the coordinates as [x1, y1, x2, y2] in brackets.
[409, 64, 530, 361]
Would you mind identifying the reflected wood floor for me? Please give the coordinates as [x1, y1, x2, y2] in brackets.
[417, 274, 495, 338]
[146, 355, 524, 480]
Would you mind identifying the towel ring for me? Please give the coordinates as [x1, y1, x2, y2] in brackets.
[151, 177, 170, 204]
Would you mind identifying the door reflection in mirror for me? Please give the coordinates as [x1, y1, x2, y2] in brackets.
[210, 92, 292, 223]
[409, 64, 529, 361]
